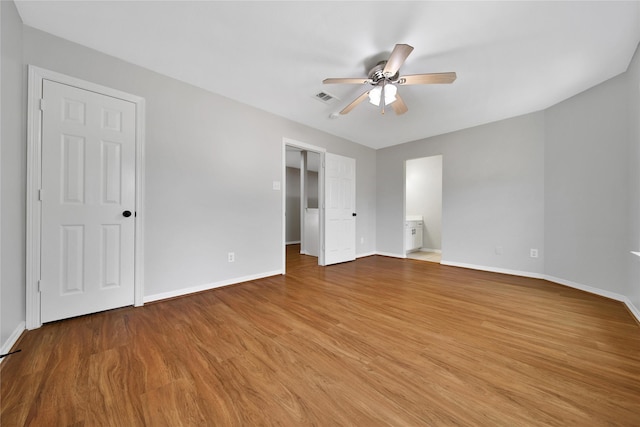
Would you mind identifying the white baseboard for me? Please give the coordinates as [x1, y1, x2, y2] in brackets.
[437, 260, 640, 324]
[376, 251, 406, 259]
[286, 240, 300, 245]
[300, 250, 320, 257]
[623, 299, 640, 323]
[356, 251, 376, 258]
[0, 321, 26, 364]
[440, 260, 546, 279]
[544, 274, 640, 324]
[143, 270, 282, 304]
[543, 275, 626, 302]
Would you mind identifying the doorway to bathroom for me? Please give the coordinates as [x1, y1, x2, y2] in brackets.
[405, 155, 443, 263]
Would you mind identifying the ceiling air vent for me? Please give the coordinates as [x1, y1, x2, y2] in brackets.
[313, 91, 339, 105]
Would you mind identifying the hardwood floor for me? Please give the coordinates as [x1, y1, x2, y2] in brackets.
[2, 246, 639, 426]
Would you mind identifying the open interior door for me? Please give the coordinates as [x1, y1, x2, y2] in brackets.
[324, 153, 356, 265]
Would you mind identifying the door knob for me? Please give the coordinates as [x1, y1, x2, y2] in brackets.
[123, 210, 132, 218]
[352, 213, 357, 217]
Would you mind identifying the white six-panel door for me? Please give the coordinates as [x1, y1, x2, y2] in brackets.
[40, 79, 136, 323]
[324, 153, 356, 265]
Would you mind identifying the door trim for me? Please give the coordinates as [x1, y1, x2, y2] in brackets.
[26, 66, 146, 329]
[282, 138, 326, 273]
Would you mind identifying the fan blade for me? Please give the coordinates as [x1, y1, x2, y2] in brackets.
[323, 78, 371, 85]
[383, 44, 414, 76]
[340, 91, 370, 115]
[398, 72, 457, 85]
[391, 94, 408, 115]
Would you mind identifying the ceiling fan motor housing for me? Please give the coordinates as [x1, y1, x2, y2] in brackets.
[368, 61, 399, 84]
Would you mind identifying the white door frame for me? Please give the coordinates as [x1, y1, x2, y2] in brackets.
[26, 66, 146, 329]
[282, 138, 326, 272]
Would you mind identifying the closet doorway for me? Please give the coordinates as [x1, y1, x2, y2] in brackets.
[405, 155, 443, 263]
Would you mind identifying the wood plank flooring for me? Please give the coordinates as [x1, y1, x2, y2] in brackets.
[2, 245, 639, 426]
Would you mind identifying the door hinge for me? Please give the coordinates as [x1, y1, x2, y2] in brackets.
[39, 98, 46, 111]
[37, 280, 42, 292]
[38, 189, 43, 201]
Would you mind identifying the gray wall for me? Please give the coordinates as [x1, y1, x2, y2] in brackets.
[285, 167, 300, 243]
[628, 45, 640, 311]
[546, 43, 640, 308]
[406, 155, 443, 251]
[3, 1, 638, 352]
[20, 25, 377, 298]
[378, 43, 640, 312]
[1, 0, 26, 352]
[285, 165, 319, 244]
[377, 112, 546, 275]
[544, 74, 629, 294]
[306, 169, 319, 209]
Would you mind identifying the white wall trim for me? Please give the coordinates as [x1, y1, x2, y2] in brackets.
[544, 274, 640, 323]
[26, 65, 146, 329]
[0, 322, 25, 364]
[26, 66, 42, 330]
[133, 97, 146, 307]
[624, 299, 640, 324]
[286, 240, 301, 245]
[543, 274, 626, 302]
[376, 251, 406, 259]
[437, 260, 640, 324]
[440, 260, 546, 279]
[283, 138, 327, 154]
[144, 270, 282, 304]
[356, 251, 376, 258]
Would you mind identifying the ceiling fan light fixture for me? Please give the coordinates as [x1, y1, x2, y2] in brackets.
[368, 84, 397, 106]
[368, 86, 382, 106]
[323, 43, 456, 115]
[385, 84, 398, 104]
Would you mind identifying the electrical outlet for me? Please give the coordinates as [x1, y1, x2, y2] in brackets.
[228, 252, 235, 262]
[530, 248, 539, 258]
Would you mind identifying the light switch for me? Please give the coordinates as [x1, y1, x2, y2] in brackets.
[273, 181, 281, 190]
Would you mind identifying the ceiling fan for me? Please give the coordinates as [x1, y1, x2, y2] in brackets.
[323, 44, 456, 115]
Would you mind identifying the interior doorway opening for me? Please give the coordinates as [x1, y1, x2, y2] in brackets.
[285, 147, 321, 254]
[282, 139, 326, 273]
[404, 155, 443, 263]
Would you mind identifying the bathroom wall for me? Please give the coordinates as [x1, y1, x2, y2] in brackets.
[406, 155, 443, 251]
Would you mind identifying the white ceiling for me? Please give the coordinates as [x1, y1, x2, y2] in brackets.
[15, 1, 640, 149]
